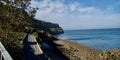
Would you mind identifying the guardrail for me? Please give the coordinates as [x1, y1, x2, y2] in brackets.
[0, 42, 13, 60]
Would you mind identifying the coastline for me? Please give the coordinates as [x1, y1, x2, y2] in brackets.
[58, 29, 120, 50]
[36, 28, 120, 60]
[53, 39, 101, 60]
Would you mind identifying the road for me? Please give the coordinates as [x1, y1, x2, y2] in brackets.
[23, 33, 47, 60]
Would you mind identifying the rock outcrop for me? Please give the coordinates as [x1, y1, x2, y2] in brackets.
[29, 19, 64, 35]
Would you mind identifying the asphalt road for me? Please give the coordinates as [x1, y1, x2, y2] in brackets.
[23, 33, 47, 60]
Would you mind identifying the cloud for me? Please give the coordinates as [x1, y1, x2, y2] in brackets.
[78, 7, 101, 14]
[31, 0, 120, 29]
[31, 0, 102, 19]
[68, 2, 79, 12]
[61, 14, 120, 29]
[31, 0, 67, 20]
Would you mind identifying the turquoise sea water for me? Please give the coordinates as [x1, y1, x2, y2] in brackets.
[58, 28, 120, 50]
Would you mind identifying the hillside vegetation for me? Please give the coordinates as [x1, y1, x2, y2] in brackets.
[0, 1, 63, 60]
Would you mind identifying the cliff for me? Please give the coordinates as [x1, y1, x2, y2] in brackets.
[29, 19, 64, 35]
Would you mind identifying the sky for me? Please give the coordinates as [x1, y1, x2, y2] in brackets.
[31, 0, 120, 30]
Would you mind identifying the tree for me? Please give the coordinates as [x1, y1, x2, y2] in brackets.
[1, 0, 38, 18]
[0, 2, 31, 60]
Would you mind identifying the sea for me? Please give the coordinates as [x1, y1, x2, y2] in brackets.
[57, 28, 120, 50]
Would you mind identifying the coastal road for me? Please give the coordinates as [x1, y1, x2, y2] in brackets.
[23, 33, 47, 60]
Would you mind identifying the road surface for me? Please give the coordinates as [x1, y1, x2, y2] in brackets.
[23, 33, 47, 60]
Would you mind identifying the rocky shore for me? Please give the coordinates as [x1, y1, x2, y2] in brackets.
[53, 39, 101, 60]
[44, 38, 120, 60]
[37, 31, 101, 60]
[37, 30, 120, 60]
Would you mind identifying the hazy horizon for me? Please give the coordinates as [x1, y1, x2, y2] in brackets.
[63, 27, 120, 30]
[31, 0, 120, 30]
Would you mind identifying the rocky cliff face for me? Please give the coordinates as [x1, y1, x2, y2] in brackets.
[29, 19, 64, 35]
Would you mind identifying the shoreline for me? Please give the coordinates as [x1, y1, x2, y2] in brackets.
[53, 39, 101, 60]
[37, 30, 120, 60]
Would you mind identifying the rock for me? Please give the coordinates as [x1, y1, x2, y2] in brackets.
[53, 40, 101, 60]
[29, 19, 64, 35]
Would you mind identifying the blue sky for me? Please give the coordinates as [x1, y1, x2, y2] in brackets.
[31, 0, 120, 30]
